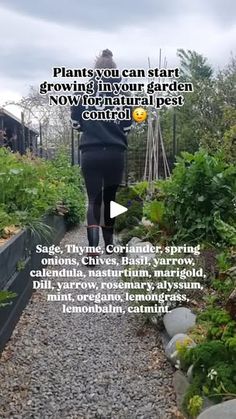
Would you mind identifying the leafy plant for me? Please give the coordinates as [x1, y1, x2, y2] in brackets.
[176, 337, 196, 370]
[180, 299, 236, 414]
[16, 259, 26, 272]
[132, 181, 148, 199]
[0, 148, 85, 239]
[162, 150, 236, 244]
[0, 290, 17, 308]
[61, 184, 85, 225]
[216, 250, 232, 272]
[226, 336, 236, 355]
[143, 200, 165, 224]
[206, 363, 236, 398]
[0, 208, 14, 235]
[115, 185, 144, 232]
[212, 276, 235, 300]
[187, 395, 203, 418]
[188, 323, 209, 344]
[182, 341, 236, 414]
[197, 307, 236, 341]
[214, 213, 236, 245]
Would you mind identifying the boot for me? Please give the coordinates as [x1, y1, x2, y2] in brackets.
[102, 226, 114, 253]
[87, 225, 100, 256]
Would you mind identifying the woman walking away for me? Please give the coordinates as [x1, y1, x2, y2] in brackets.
[71, 49, 133, 254]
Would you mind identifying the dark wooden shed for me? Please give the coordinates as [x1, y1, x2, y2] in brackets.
[0, 108, 39, 154]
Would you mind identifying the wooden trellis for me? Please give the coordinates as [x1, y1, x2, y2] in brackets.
[143, 51, 171, 183]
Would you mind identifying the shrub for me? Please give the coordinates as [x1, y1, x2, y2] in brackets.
[181, 307, 236, 414]
[197, 307, 236, 341]
[182, 340, 236, 416]
[0, 148, 85, 238]
[162, 150, 236, 244]
[47, 151, 85, 225]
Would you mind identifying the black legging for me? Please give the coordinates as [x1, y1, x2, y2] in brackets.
[81, 147, 125, 227]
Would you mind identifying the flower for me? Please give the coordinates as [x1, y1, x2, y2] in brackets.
[207, 369, 218, 380]
[141, 217, 154, 227]
[175, 360, 181, 369]
[126, 200, 132, 207]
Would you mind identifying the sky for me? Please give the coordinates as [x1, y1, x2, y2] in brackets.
[0, 0, 235, 117]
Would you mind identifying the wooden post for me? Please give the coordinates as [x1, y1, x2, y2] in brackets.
[0, 115, 3, 147]
[28, 127, 31, 151]
[78, 132, 81, 165]
[16, 124, 20, 152]
[21, 112, 26, 154]
[39, 123, 43, 157]
[125, 150, 128, 187]
[25, 128, 29, 150]
[71, 128, 75, 166]
[172, 109, 177, 160]
[35, 133, 38, 153]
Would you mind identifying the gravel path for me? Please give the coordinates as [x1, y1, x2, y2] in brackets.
[0, 226, 176, 419]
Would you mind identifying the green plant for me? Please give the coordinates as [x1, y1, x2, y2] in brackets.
[16, 212, 54, 242]
[0, 208, 15, 235]
[162, 150, 236, 244]
[0, 148, 86, 239]
[182, 375, 203, 416]
[132, 181, 148, 199]
[181, 338, 236, 408]
[48, 150, 85, 225]
[187, 395, 203, 418]
[197, 307, 236, 341]
[143, 200, 165, 224]
[212, 276, 235, 300]
[176, 337, 196, 370]
[203, 364, 236, 399]
[115, 185, 144, 232]
[16, 259, 26, 272]
[188, 323, 209, 344]
[216, 250, 232, 272]
[214, 213, 236, 245]
[179, 296, 236, 411]
[0, 290, 17, 308]
[62, 184, 85, 225]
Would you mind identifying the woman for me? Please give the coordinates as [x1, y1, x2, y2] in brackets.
[71, 49, 132, 252]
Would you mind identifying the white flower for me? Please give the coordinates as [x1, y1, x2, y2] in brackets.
[207, 369, 218, 380]
[175, 360, 181, 369]
[141, 217, 154, 227]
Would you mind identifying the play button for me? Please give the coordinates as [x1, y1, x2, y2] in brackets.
[110, 201, 128, 218]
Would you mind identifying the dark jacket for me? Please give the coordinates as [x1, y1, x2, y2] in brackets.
[71, 77, 132, 150]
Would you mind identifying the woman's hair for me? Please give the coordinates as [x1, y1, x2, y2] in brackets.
[94, 49, 117, 69]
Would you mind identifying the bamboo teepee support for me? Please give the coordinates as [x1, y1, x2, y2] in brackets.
[143, 50, 171, 183]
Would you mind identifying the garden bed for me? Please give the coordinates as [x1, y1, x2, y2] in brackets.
[0, 148, 85, 353]
[0, 214, 68, 353]
[116, 150, 236, 418]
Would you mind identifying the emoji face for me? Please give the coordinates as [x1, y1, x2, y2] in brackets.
[132, 107, 147, 123]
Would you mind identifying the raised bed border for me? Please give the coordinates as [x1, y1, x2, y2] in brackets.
[0, 214, 68, 353]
